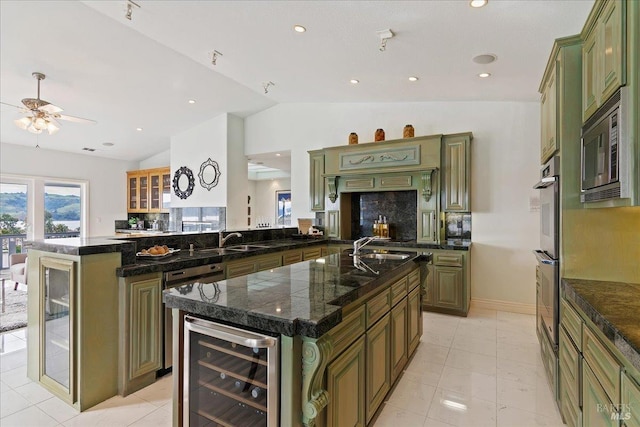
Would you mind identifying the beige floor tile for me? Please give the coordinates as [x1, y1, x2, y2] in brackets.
[402, 362, 444, 387]
[62, 394, 157, 427]
[411, 342, 450, 366]
[0, 364, 30, 389]
[0, 388, 32, 418]
[454, 324, 497, 342]
[423, 417, 456, 427]
[497, 340, 542, 366]
[496, 358, 544, 386]
[386, 376, 437, 416]
[445, 348, 497, 376]
[497, 405, 565, 427]
[437, 366, 497, 402]
[497, 377, 559, 416]
[421, 330, 455, 347]
[374, 402, 428, 426]
[128, 406, 172, 427]
[36, 396, 81, 424]
[0, 348, 27, 373]
[451, 334, 497, 357]
[1, 379, 10, 392]
[14, 381, 56, 404]
[0, 405, 59, 427]
[132, 374, 172, 407]
[497, 328, 538, 346]
[427, 387, 497, 427]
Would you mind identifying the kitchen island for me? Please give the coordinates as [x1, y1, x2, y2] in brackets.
[164, 250, 431, 427]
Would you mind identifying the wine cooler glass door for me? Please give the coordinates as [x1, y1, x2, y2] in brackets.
[184, 316, 278, 427]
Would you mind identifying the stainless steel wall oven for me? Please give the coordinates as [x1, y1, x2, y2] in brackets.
[534, 156, 560, 347]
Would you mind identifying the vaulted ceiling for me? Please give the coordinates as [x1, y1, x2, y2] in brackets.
[0, 0, 593, 161]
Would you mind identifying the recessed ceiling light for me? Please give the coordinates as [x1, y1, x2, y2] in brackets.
[408, 76, 419, 82]
[136, 127, 143, 131]
[350, 79, 359, 84]
[293, 25, 306, 33]
[470, 0, 488, 7]
[275, 153, 281, 157]
[102, 142, 114, 147]
[478, 72, 491, 78]
[188, 99, 196, 104]
[472, 53, 497, 64]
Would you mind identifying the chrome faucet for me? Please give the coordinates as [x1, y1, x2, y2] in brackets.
[219, 230, 242, 248]
[352, 235, 388, 256]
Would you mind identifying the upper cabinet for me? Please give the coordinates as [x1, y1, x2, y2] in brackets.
[309, 150, 325, 211]
[581, 0, 627, 122]
[540, 60, 558, 163]
[441, 133, 472, 212]
[127, 167, 171, 213]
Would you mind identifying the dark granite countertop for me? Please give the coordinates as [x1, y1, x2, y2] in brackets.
[330, 238, 471, 251]
[164, 251, 431, 338]
[562, 278, 640, 373]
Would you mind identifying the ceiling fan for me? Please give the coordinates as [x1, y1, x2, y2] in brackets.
[1, 72, 96, 135]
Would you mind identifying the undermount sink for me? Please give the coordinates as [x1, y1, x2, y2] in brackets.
[198, 248, 225, 254]
[357, 253, 411, 261]
[224, 244, 270, 252]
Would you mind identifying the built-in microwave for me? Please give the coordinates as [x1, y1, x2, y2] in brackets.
[580, 87, 631, 202]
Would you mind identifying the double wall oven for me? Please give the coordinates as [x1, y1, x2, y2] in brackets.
[534, 156, 560, 348]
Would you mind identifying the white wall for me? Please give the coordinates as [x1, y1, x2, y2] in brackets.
[139, 149, 170, 170]
[250, 178, 291, 226]
[0, 142, 138, 237]
[245, 102, 541, 307]
[226, 115, 248, 229]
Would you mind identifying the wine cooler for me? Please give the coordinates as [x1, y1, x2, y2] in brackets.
[184, 315, 279, 426]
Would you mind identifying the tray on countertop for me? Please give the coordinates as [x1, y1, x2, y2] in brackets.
[136, 248, 180, 258]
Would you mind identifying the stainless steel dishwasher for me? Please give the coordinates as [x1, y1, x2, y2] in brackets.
[184, 315, 279, 426]
[163, 264, 224, 373]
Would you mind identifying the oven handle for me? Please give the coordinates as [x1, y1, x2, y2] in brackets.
[533, 176, 558, 189]
[185, 315, 278, 348]
[533, 250, 558, 266]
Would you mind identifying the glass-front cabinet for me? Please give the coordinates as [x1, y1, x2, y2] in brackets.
[127, 167, 170, 213]
[39, 257, 75, 403]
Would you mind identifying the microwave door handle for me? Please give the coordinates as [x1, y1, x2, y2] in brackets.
[533, 250, 558, 266]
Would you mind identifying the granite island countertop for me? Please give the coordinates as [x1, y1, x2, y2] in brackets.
[164, 250, 431, 338]
[562, 278, 640, 373]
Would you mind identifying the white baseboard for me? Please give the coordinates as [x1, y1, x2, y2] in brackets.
[470, 298, 536, 315]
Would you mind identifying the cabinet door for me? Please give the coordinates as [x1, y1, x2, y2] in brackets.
[129, 277, 162, 379]
[149, 172, 162, 212]
[139, 174, 148, 212]
[599, 0, 624, 103]
[366, 313, 391, 423]
[423, 264, 434, 307]
[127, 172, 140, 212]
[583, 29, 599, 121]
[621, 371, 640, 427]
[309, 152, 325, 211]
[327, 210, 340, 238]
[419, 210, 437, 243]
[432, 266, 463, 310]
[407, 286, 421, 356]
[390, 300, 408, 382]
[303, 247, 323, 260]
[226, 259, 257, 278]
[161, 172, 171, 211]
[282, 250, 303, 265]
[442, 136, 470, 211]
[559, 328, 581, 427]
[255, 255, 282, 271]
[326, 335, 366, 427]
[541, 65, 557, 163]
[583, 362, 619, 427]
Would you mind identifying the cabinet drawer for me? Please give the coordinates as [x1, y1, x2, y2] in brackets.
[582, 325, 621, 406]
[559, 327, 581, 398]
[559, 369, 582, 427]
[366, 289, 391, 328]
[433, 252, 463, 267]
[561, 299, 583, 349]
[256, 256, 282, 271]
[540, 329, 557, 397]
[390, 278, 407, 307]
[407, 269, 420, 292]
[226, 261, 257, 278]
[622, 371, 640, 427]
[282, 251, 303, 265]
[329, 306, 366, 359]
[303, 247, 323, 260]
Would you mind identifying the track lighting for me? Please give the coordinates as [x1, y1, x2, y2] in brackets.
[263, 81, 275, 94]
[210, 50, 223, 66]
[125, 0, 140, 21]
[377, 29, 394, 52]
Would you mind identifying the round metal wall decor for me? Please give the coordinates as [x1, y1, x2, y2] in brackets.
[172, 166, 195, 199]
[198, 158, 222, 191]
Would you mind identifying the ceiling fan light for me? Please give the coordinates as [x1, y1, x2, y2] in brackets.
[15, 117, 31, 130]
[33, 117, 49, 130]
[27, 124, 43, 134]
[47, 122, 60, 135]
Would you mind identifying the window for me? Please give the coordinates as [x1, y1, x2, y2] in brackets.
[44, 183, 81, 238]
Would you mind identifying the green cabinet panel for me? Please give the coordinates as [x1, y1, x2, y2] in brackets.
[540, 326, 558, 400]
[327, 210, 340, 238]
[309, 151, 325, 211]
[407, 286, 422, 357]
[303, 247, 323, 260]
[128, 277, 162, 379]
[583, 362, 619, 427]
[561, 299, 583, 350]
[390, 300, 408, 382]
[226, 258, 258, 278]
[540, 59, 558, 163]
[366, 312, 391, 423]
[583, 29, 600, 120]
[621, 371, 640, 427]
[583, 325, 621, 406]
[432, 267, 463, 309]
[282, 249, 303, 265]
[327, 335, 366, 427]
[559, 327, 582, 427]
[442, 134, 471, 211]
[419, 210, 437, 243]
[423, 249, 469, 316]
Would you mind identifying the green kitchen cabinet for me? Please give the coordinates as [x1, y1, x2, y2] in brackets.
[540, 59, 558, 163]
[365, 312, 391, 423]
[326, 210, 340, 238]
[622, 371, 640, 427]
[225, 253, 283, 278]
[583, 362, 619, 427]
[390, 296, 408, 382]
[407, 284, 422, 355]
[581, 0, 626, 122]
[118, 273, 162, 396]
[309, 150, 325, 211]
[326, 335, 366, 427]
[559, 327, 582, 427]
[442, 133, 472, 211]
[423, 250, 470, 316]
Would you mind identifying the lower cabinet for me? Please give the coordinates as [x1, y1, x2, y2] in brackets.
[118, 273, 162, 396]
[326, 336, 366, 427]
[582, 362, 618, 427]
[407, 285, 421, 355]
[559, 327, 581, 427]
[423, 249, 469, 316]
[390, 301, 408, 382]
[622, 371, 640, 427]
[225, 253, 282, 278]
[366, 312, 391, 423]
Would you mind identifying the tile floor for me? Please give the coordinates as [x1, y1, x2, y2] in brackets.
[0, 308, 564, 427]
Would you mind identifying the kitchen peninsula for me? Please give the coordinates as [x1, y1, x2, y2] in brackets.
[164, 249, 431, 427]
